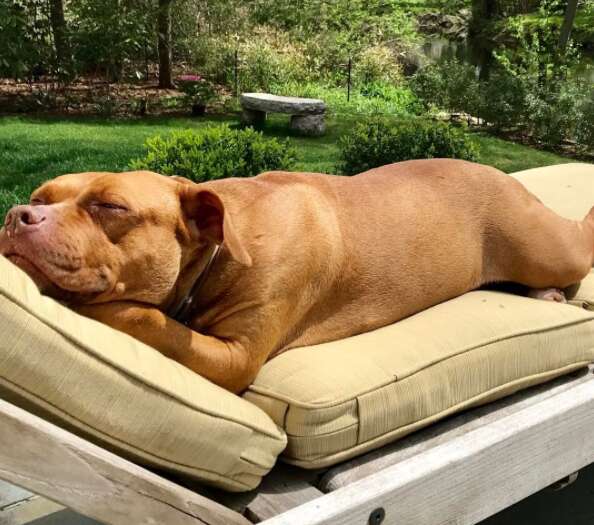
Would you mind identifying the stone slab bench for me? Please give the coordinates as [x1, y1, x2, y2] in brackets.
[240, 93, 326, 135]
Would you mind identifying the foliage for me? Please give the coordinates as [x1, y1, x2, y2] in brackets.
[272, 81, 424, 116]
[411, 44, 594, 151]
[411, 59, 481, 116]
[176, 74, 216, 105]
[0, 0, 54, 79]
[338, 118, 479, 175]
[69, 0, 155, 81]
[130, 125, 297, 182]
[236, 28, 308, 92]
[354, 45, 404, 86]
[0, 115, 575, 220]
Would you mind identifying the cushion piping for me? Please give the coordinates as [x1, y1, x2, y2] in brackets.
[0, 375, 260, 491]
[280, 360, 591, 467]
[0, 286, 282, 440]
[249, 310, 594, 409]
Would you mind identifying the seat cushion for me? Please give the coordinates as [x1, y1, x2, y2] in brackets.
[244, 163, 594, 468]
[510, 162, 594, 220]
[245, 291, 594, 467]
[0, 255, 286, 492]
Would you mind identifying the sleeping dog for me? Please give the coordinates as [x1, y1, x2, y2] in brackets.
[1, 159, 592, 392]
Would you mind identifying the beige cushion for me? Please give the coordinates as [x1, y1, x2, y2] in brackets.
[0, 255, 286, 492]
[510, 162, 594, 220]
[569, 269, 594, 310]
[245, 292, 594, 467]
[244, 163, 594, 468]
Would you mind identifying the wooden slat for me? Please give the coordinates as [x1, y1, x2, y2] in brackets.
[213, 464, 323, 523]
[321, 368, 593, 491]
[0, 398, 250, 525]
[244, 466, 324, 523]
[0, 479, 32, 509]
[261, 373, 594, 525]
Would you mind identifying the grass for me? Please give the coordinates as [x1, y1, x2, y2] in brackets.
[0, 113, 580, 219]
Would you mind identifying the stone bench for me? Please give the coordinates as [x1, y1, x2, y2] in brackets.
[240, 93, 326, 136]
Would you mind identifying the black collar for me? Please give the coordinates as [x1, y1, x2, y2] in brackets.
[170, 244, 221, 326]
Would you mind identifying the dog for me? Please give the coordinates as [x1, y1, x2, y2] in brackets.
[1, 159, 593, 393]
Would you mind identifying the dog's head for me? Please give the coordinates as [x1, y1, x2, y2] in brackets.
[0, 171, 250, 306]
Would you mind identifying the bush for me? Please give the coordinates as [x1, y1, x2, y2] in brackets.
[411, 59, 482, 117]
[338, 118, 479, 175]
[354, 45, 403, 86]
[273, 81, 423, 116]
[130, 125, 297, 182]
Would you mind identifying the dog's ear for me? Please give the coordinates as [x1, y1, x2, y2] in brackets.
[180, 187, 252, 267]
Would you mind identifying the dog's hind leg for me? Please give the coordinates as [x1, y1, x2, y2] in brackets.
[486, 179, 594, 293]
[527, 287, 567, 303]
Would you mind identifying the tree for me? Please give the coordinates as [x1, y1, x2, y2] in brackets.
[157, 0, 173, 88]
[48, 0, 71, 78]
[558, 0, 579, 51]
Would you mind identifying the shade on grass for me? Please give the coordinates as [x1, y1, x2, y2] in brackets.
[0, 114, 577, 219]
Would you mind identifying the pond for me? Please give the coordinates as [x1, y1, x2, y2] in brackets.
[419, 36, 594, 84]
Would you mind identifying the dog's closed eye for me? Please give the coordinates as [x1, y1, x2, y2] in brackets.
[94, 202, 128, 211]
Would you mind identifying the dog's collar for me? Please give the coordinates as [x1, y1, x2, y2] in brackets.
[170, 244, 221, 326]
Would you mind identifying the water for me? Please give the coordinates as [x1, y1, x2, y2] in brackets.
[420, 36, 594, 84]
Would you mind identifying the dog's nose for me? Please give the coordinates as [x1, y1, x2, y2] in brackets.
[5, 205, 47, 235]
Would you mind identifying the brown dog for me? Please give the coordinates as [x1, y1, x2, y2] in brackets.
[1, 159, 593, 392]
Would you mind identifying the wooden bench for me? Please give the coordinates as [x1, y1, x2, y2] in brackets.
[1, 365, 593, 525]
[240, 93, 326, 136]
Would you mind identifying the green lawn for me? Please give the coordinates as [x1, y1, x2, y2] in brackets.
[0, 114, 579, 219]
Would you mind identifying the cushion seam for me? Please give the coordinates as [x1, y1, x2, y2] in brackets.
[282, 360, 592, 464]
[0, 376, 258, 489]
[0, 289, 282, 440]
[249, 315, 594, 408]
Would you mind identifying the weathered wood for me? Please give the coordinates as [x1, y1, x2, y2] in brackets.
[0, 479, 32, 509]
[262, 373, 594, 525]
[0, 398, 250, 525]
[212, 464, 323, 523]
[321, 367, 594, 491]
[0, 495, 65, 525]
[244, 466, 323, 523]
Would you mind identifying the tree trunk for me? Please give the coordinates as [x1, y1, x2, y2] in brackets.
[558, 0, 579, 51]
[157, 0, 174, 89]
[48, 0, 71, 79]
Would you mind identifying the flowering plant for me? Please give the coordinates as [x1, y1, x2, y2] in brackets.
[177, 75, 215, 105]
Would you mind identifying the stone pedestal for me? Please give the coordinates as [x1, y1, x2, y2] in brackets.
[289, 113, 325, 136]
[241, 108, 266, 127]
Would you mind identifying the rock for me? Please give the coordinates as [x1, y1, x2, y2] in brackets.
[240, 93, 326, 136]
[240, 93, 325, 115]
[289, 114, 325, 136]
[241, 108, 266, 127]
[417, 11, 469, 39]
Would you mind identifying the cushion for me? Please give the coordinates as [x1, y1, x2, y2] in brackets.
[568, 269, 594, 310]
[0, 255, 286, 492]
[510, 162, 594, 220]
[245, 292, 594, 467]
[244, 163, 594, 468]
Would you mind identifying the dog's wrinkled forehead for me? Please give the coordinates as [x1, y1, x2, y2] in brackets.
[33, 171, 181, 216]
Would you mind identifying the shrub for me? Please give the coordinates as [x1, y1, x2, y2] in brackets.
[411, 59, 482, 117]
[130, 125, 297, 182]
[237, 28, 308, 92]
[354, 45, 403, 86]
[338, 118, 479, 175]
[575, 91, 594, 151]
[273, 81, 423, 116]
